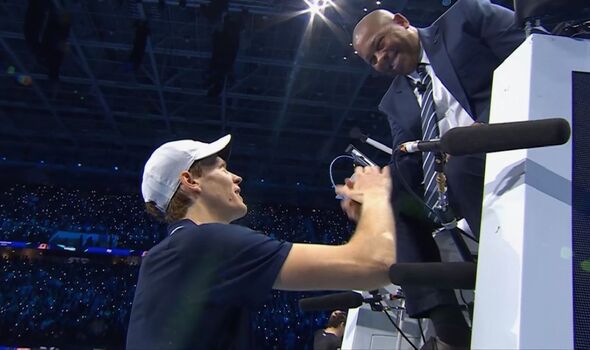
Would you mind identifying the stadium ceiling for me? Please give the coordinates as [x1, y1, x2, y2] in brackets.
[0, 0, 511, 204]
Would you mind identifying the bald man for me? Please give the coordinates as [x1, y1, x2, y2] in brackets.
[349, 0, 524, 348]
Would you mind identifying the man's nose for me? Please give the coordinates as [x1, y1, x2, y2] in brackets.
[374, 51, 389, 70]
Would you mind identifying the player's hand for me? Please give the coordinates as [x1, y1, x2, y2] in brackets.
[334, 166, 391, 204]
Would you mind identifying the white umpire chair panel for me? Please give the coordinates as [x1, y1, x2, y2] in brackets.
[472, 34, 590, 349]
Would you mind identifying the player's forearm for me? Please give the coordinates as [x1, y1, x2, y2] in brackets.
[348, 193, 396, 273]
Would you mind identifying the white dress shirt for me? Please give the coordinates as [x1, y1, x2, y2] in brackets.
[408, 47, 474, 136]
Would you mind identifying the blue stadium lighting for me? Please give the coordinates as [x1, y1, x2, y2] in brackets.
[114, 166, 119, 171]
[77, 163, 82, 167]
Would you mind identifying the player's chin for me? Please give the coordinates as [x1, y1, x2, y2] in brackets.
[236, 206, 247, 220]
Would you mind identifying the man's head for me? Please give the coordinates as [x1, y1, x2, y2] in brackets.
[353, 9, 420, 76]
[326, 310, 347, 337]
[142, 135, 247, 224]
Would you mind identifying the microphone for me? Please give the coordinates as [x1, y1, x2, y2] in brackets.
[389, 262, 477, 290]
[345, 145, 377, 167]
[400, 118, 571, 155]
[350, 127, 393, 155]
[399, 139, 440, 153]
[414, 81, 427, 93]
[299, 291, 403, 312]
[299, 292, 363, 312]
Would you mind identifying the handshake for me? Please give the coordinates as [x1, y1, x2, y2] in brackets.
[335, 165, 392, 222]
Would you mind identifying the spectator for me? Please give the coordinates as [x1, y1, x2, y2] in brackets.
[313, 310, 347, 350]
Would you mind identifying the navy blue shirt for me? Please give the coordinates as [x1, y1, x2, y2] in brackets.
[126, 219, 292, 349]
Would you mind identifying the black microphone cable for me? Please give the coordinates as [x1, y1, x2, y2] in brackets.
[392, 148, 479, 244]
[393, 148, 439, 219]
[380, 300, 419, 350]
[418, 318, 426, 344]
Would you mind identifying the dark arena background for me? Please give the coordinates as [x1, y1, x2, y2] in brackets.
[0, 0, 513, 349]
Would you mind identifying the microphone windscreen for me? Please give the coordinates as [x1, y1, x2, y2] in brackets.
[389, 262, 476, 290]
[349, 127, 367, 141]
[299, 291, 363, 312]
[440, 118, 571, 156]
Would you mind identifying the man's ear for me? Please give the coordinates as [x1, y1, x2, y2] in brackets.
[179, 171, 201, 194]
[392, 13, 410, 28]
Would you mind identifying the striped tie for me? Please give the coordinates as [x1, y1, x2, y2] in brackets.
[417, 64, 440, 221]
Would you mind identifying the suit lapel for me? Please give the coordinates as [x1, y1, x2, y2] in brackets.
[381, 76, 422, 139]
[418, 26, 475, 119]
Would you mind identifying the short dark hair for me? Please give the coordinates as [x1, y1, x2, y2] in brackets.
[326, 310, 347, 328]
[145, 155, 218, 223]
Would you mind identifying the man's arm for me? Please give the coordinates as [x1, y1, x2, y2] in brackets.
[273, 166, 395, 291]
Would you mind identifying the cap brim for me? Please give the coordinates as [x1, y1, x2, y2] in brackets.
[208, 134, 232, 161]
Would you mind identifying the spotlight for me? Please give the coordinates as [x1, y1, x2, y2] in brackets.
[304, 0, 333, 15]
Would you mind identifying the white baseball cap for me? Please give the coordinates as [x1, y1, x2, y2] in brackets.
[141, 134, 232, 212]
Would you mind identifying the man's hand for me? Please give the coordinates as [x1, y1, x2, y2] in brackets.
[339, 178, 361, 222]
[335, 166, 391, 209]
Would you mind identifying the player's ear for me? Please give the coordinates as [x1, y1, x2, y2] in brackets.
[179, 171, 202, 194]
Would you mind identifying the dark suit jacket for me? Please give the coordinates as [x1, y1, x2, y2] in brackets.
[379, 0, 525, 235]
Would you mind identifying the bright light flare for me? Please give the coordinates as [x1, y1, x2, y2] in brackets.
[304, 0, 333, 16]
